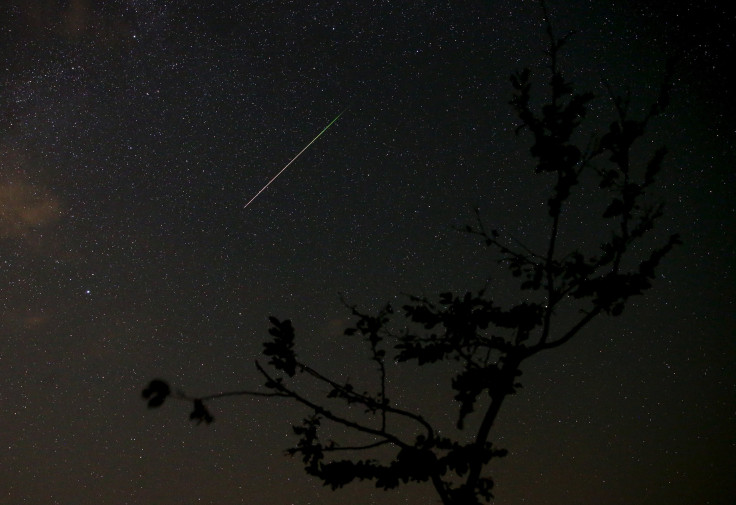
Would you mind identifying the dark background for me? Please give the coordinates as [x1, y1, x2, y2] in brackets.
[1, 1, 733, 504]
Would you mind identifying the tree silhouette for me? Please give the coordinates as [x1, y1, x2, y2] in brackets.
[143, 9, 679, 505]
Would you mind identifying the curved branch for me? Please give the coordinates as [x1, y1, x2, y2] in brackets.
[299, 363, 435, 440]
[256, 361, 414, 449]
[528, 305, 603, 355]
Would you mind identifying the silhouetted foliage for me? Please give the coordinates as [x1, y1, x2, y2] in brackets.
[142, 379, 170, 408]
[142, 6, 679, 504]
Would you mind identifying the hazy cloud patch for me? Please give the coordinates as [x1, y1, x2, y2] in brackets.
[0, 179, 62, 238]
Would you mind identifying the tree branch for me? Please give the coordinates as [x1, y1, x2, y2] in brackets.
[298, 363, 435, 440]
[198, 390, 290, 401]
[322, 440, 391, 452]
[463, 353, 522, 499]
[528, 305, 603, 355]
[256, 361, 413, 449]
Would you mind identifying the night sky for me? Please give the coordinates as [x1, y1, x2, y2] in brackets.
[1, 1, 734, 504]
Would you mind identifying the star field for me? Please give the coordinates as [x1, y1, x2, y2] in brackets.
[0, 1, 734, 504]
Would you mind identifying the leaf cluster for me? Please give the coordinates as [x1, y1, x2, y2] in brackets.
[263, 316, 298, 377]
[286, 415, 507, 503]
[141, 378, 214, 424]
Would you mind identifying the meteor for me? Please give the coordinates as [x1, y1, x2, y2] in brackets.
[243, 109, 347, 209]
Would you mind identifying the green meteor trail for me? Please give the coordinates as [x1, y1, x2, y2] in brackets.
[243, 109, 347, 209]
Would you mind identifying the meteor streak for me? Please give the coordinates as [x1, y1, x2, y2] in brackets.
[243, 109, 347, 209]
